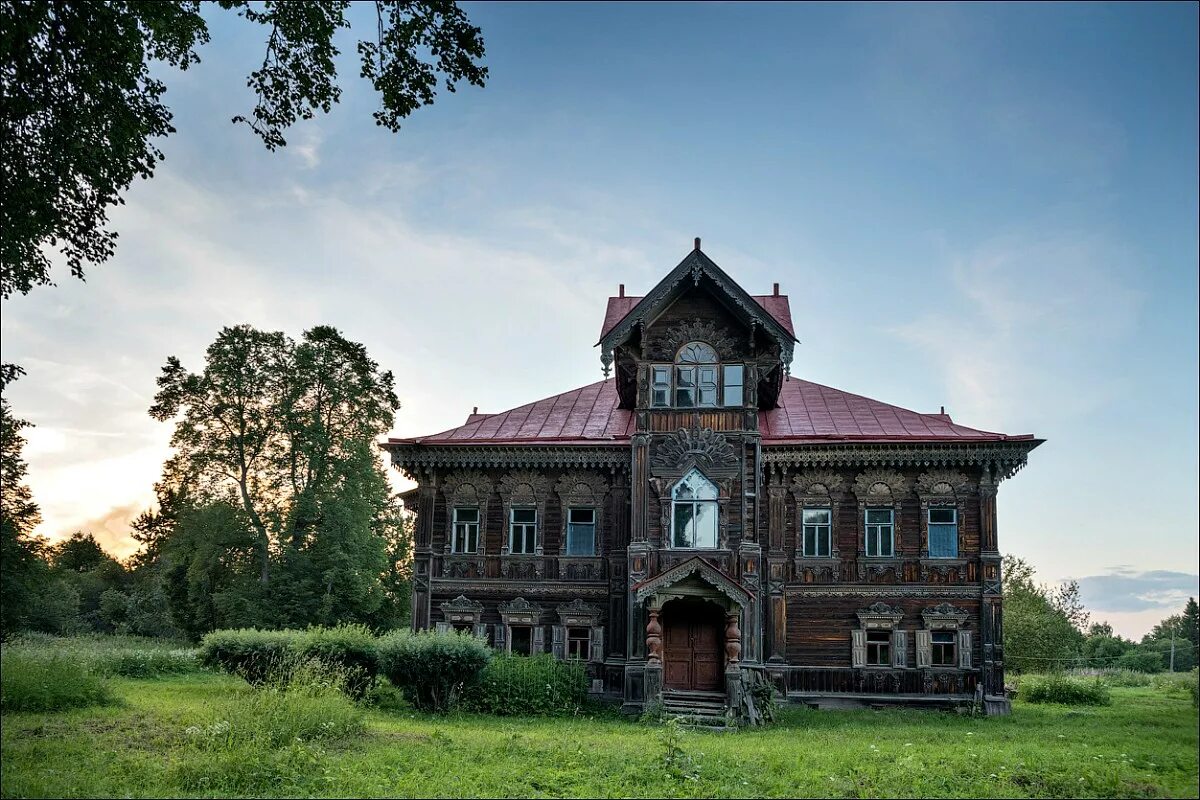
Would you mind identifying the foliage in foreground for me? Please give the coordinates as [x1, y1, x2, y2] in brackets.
[377, 628, 492, 711]
[1020, 674, 1112, 706]
[0, 650, 111, 712]
[199, 625, 380, 697]
[5, 633, 199, 678]
[462, 653, 589, 716]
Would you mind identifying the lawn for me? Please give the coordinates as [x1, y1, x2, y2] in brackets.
[2, 669, 1198, 798]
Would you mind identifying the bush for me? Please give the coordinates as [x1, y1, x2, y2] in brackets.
[1115, 648, 1164, 673]
[1021, 674, 1112, 706]
[1149, 669, 1199, 699]
[198, 629, 302, 685]
[1068, 668, 1152, 687]
[3, 633, 200, 678]
[377, 629, 491, 712]
[0, 650, 112, 712]
[463, 653, 588, 716]
[293, 624, 379, 698]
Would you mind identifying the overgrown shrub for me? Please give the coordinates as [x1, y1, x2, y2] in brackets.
[1115, 649, 1164, 673]
[1149, 669, 1199, 699]
[293, 624, 379, 697]
[198, 629, 302, 685]
[0, 650, 112, 712]
[377, 629, 491, 712]
[1021, 674, 1112, 706]
[1068, 668, 1151, 687]
[463, 653, 588, 716]
[3, 633, 199, 678]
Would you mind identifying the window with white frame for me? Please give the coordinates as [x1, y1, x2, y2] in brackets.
[931, 630, 957, 666]
[509, 507, 537, 554]
[802, 507, 832, 557]
[671, 468, 719, 548]
[566, 508, 596, 556]
[866, 629, 891, 666]
[451, 507, 479, 553]
[865, 508, 894, 557]
[927, 507, 958, 558]
[649, 341, 745, 409]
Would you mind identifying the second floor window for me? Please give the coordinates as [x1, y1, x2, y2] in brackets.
[927, 507, 958, 558]
[802, 508, 832, 557]
[865, 508, 894, 557]
[566, 508, 596, 556]
[510, 507, 537, 554]
[650, 341, 745, 409]
[452, 507, 479, 553]
[672, 468, 719, 548]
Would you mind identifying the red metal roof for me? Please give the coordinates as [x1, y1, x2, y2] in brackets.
[600, 294, 795, 341]
[386, 378, 1034, 447]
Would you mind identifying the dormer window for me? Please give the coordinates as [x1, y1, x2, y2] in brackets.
[650, 341, 744, 409]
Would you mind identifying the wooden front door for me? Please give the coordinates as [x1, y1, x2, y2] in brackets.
[663, 600, 724, 691]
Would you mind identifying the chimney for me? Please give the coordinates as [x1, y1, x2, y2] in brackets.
[773, 282, 780, 297]
[940, 406, 946, 415]
[618, 284, 624, 298]
[694, 237, 701, 251]
[472, 406, 478, 415]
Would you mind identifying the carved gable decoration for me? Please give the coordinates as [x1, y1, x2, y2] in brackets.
[921, 602, 970, 629]
[553, 471, 609, 504]
[499, 597, 543, 624]
[792, 471, 846, 499]
[652, 425, 739, 476]
[442, 470, 493, 504]
[853, 469, 908, 501]
[856, 601, 904, 629]
[557, 599, 601, 625]
[440, 595, 484, 623]
[633, 556, 753, 607]
[916, 469, 971, 500]
[648, 319, 740, 361]
[498, 470, 549, 504]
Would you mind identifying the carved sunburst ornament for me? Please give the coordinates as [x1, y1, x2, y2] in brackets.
[651, 425, 739, 473]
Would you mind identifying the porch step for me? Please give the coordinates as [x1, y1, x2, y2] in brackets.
[662, 692, 731, 730]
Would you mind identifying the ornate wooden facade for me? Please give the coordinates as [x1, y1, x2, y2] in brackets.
[385, 243, 1041, 718]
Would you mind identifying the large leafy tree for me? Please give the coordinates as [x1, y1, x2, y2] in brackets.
[1, 0, 487, 301]
[1001, 554, 1085, 674]
[0, 386, 48, 637]
[147, 324, 403, 633]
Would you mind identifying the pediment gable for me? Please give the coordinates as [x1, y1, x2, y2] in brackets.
[632, 555, 754, 607]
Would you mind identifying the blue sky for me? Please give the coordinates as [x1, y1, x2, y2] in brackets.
[3, 2, 1196, 637]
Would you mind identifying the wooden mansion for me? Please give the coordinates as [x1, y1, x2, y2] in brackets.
[384, 242, 1041, 719]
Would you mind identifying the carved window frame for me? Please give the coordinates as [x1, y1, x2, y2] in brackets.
[440, 472, 491, 577]
[436, 595, 489, 641]
[916, 470, 971, 562]
[553, 599, 604, 665]
[853, 469, 907, 564]
[852, 603, 907, 669]
[791, 472, 844, 571]
[916, 603, 972, 670]
[498, 597, 545, 655]
[554, 471, 609, 559]
[450, 507, 480, 554]
[668, 468, 722, 550]
[498, 471, 549, 558]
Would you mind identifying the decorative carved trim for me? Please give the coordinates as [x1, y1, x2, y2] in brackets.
[648, 319, 740, 361]
[431, 580, 607, 597]
[633, 556, 754, 607]
[498, 470, 550, 503]
[441, 470, 493, 503]
[762, 442, 1038, 482]
[556, 599, 602, 625]
[497, 470, 549, 558]
[791, 471, 846, 497]
[922, 602, 970, 629]
[553, 471, 609, 502]
[389, 445, 629, 474]
[440, 595, 484, 624]
[853, 469, 908, 500]
[498, 597, 543, 621]
[651, 424, 739, 474]
[785, 585, 980, 598]
[916, 469, 972, 500]
[856, 602, 904, 629]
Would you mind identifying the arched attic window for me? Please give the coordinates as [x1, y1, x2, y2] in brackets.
[671, 468, 719, 548]
[650, 341, 745, 409]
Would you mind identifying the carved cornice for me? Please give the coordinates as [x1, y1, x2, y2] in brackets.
[853, 468, 909, 501]
[431, 580, 607, 597]
[785, 585, 980, 598]
[916, 469, 972, 500]
[499, 596, 542, 615]
[389, 445, 628, 474]
[440, 594, 484, 613]
[556, 599, 602, 624]
[856, 602, 904, 628]
[762, 442, 1038, 481]
[651, 424, 739, 475]
[922, 602, 970, 628]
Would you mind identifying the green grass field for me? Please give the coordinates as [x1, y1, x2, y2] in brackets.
[2, 666, 1198, 799]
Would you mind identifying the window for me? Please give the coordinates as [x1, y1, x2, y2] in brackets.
[566, 508, 596, 556]
[652, 366, 671, 407]
[675, 364, 697, 407]
[567, 627, 591, 660]
[510, 508, 537, 554]
[802, 508, 832, 557]
[866, 630, 891, 666]
[452, 507, 479, 553]
[510, 625, 533, 655]
[671, 468, 719, 548]
[723, 364, 744, 406]
[698, 365, 719, 406]
[927, 507, 958, 558]
[931, 631, 956, 666]
[451, 622, 473, 634]
[865, 508, 894, 557]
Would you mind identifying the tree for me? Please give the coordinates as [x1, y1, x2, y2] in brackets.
[1, 0, 487, 301]
[0, 386, 49, 637]
[1081, 622, 1134, 669]
[1183, 597, 1200, 664]
[1002, 554, 1084, 673]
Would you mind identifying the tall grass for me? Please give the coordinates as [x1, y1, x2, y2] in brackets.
[4, 633, 199, 678]
[1021, 673, 1112, 706]
[0, 650, 112, 712]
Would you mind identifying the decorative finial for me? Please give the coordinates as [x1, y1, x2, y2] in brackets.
[694, 237, 701, 251]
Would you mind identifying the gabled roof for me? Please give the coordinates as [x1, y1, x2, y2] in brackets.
[383, 377, 1036, 446]
[601, 293, 795, 340]
[597, 247, 797, 375]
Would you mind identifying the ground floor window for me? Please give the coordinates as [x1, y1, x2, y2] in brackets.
[567, 627, 590, 660]
[510, 625, 534, 655]
[451, 622, 473, 634]
[866, 629, 891, 666]
[931, 630, 957, 666]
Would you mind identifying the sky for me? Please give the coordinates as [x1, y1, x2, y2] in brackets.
[3, 2, 1197, 639]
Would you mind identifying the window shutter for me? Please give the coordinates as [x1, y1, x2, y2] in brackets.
[958, 630, 972, 669]
[590, 626, 604, 664]
[473, 623, 489, 643]
[891, 629, 907, 668]
[532, 625, 545, 654]
[916, 630, 932, 668]
[851, 630, 866, 668]
[494, 624, 506, 652]
[435, 622, 450, 634]
[552, 625, 566, 660]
